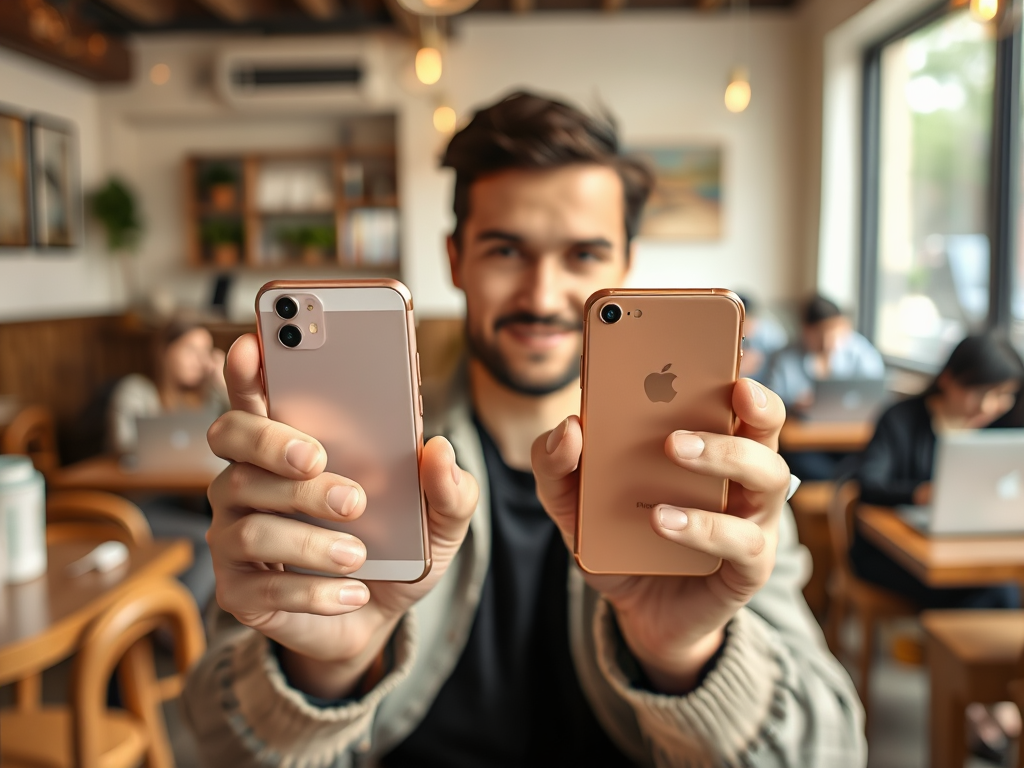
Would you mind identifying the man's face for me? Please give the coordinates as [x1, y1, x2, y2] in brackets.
[802, 316, 851, 356]
[448, 164, 631, 396]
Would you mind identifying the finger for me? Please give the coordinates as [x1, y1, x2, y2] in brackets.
[226, 334, 268, 417]
[530, 416, 583, 542]
[207, 409, 327, 481]
[651, 505, 774, 588]
[732, 378, 786, 451]
[664, 430, 790, 494]
[219, 512, 366, 575]
[419, 436, 479, 550]
[209, 462, 366, 522]
[217, 571, 369, 618]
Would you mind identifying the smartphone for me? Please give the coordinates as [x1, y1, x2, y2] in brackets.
[576, 289, 744, 576]
[256, 280, 430, 582]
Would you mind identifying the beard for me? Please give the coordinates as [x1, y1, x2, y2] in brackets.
[466, 310, 583, 397]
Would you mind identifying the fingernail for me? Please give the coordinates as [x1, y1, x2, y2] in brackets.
[329, 539, 362, 568]
[671, 431, 705, 460]
[285, 440, 321, 473]
[546, 418, 568, 454]
[327, 485, 359, 517]
[752, 382, 768, 409]
[657, 505, 689, 531]
[448, 441, 462, 486]
[339, 584, 369, 606]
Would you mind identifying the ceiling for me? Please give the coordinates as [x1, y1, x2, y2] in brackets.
[70, 0, 799, 36]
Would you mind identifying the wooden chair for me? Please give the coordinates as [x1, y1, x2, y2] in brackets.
[788, 480, 836, 621]
[46, 490, 153, 547]
[921, 610, 1024, 768]
[0, 578, 206, 768]
[1, 404, 60, 477]
[823, 480, 917, 721]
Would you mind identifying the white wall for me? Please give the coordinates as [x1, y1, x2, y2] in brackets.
[0, 47, 121, 321]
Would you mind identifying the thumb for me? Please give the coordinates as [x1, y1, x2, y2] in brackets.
[530, 415, 582, 546]
[420, 436, 479, 555]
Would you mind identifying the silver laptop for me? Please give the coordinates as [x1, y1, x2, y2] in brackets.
[129, 411, 228, 473]
[898, 430, 1024, 536]
[803, 378, 887, 423]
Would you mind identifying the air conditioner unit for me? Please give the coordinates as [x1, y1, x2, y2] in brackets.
[214, 39, 389, 110]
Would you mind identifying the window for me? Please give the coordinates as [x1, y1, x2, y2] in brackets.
[862, 4, 1021, 368]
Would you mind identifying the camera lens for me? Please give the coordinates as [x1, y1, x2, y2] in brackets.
[276, 297, 298, 319]
[600, 303, 623, 324]
[278, 324, 302, 348]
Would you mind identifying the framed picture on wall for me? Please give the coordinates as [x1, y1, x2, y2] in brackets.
[0, 109, 30, 248]
[629, 146, 723, 240]
[29, 115, 78, 248]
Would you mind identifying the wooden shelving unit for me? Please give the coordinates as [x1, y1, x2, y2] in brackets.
[183, 116, 400, 272]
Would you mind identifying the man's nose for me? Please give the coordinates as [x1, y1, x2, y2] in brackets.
[522, 256, 569, 317]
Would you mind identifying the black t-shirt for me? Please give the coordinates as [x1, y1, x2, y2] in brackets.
[383, 418, 635, 768]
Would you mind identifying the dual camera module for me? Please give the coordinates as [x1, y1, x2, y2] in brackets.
[276, 297, 302, 347]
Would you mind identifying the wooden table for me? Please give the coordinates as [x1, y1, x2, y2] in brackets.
[857, 505, 1024, 588]
[48, 456, 219, 496]
[778, 419, 874, 453]
[0, 538, 192, 686]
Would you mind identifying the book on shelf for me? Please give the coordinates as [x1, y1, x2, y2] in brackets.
[344, 208, 398, 266]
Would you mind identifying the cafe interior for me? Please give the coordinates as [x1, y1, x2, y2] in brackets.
[2, 0, 1024, 765]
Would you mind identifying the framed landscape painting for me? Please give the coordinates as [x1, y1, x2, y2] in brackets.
[0, 111, 30, 247]
[30, 116, 77, 248]
[630, 146, 723, 240]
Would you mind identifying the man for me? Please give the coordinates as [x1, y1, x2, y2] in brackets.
[184, 92, 865, 767]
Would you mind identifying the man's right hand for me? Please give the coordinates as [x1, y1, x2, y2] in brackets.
[205, 334, 479, 699]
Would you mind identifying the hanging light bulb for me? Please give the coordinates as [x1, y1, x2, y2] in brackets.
[433, 105, 457, 133]
[415, 47, 442, 85]
[724, 67, 751, 113]
[970, 0, 999, 22]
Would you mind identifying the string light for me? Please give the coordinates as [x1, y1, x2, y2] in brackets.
[725, 67, 751, 113]
[415, 46, 442, 85]
[970, 0, 999, 21]
[433, 105, 457, 133]
[150, 63, 171, 85]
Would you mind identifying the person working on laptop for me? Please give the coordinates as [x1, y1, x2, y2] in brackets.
[183, 91, 864, 767]
[105, 321, 228, 609]
[736, 292, 788, 382]
[851, 332, 1024, 607]
[766, 295, 884, 480]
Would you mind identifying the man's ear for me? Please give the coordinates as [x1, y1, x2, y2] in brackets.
[447, 235, 463, 290]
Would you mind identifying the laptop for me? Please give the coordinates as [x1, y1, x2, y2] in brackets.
[898, 429, 1024, 536]
[128, 411, 228, 474]
[802, 378, 887, 423]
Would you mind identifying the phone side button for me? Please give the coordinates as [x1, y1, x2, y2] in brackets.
[579, 356, 583, 388]
[418, 394, 424, 417]
[416, 352, 422, 386]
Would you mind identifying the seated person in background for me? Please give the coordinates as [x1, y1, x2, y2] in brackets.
[767, 295, 885, 481]
[106, 321, 228, 610]
[736, 292, 788, 382]
[766, 294, 884, 410]
[851, 332, 1024, 607]
[108, 322, 228, 454]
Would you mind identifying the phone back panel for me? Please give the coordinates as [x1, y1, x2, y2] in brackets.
[577, 289, 744, 576]
[256, 280, 429, 582]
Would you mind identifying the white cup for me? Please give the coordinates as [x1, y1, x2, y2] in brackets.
[0, 455, 47, 583]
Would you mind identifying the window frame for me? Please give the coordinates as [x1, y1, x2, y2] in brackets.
[859, 1, 1022, 368]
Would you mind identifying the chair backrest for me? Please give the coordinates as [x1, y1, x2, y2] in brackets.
[827, 480, 861, 582]
[46, 490, 153, 546]
[70, 579, 206, 768]
[1, 405, 60, 476]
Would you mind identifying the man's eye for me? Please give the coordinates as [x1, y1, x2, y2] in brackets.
[491, 246, 519, 258]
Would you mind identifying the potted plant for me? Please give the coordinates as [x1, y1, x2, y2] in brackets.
[202, 164, 239, 212]
[279, 224, 336, 266]
[88, 178, 142, 302]
[201, 219, 243, 267]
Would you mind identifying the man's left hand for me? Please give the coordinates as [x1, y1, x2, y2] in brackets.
[531, 378, 790, 694]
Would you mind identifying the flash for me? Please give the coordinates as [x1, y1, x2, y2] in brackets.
[634, 309, 643, 318]
[307, 303, 314, 311]
[309, 323, 318, 334]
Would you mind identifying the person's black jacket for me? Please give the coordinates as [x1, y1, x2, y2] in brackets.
[854, 396, 935, 506]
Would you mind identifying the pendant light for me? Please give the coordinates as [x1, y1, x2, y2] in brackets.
[724, 0, 751, 114]
[415, 18, 444, 86]
[398, 0, 478, 16]
[970, 0, 999, 22]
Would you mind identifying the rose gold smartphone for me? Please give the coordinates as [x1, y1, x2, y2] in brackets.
[576, 289, 744, 576]
[256, 280, 430, 582]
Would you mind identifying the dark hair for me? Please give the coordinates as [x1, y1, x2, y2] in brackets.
[441, 91, 655, 251]
[927, 334, 1024, 394]
[802, 294, 842, 326]
[735, 292, 757, 316]
[160, 321, 203, 350]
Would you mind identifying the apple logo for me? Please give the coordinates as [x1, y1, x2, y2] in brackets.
[644, 363, 678, 403]
[996, 470, 1021, 500]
